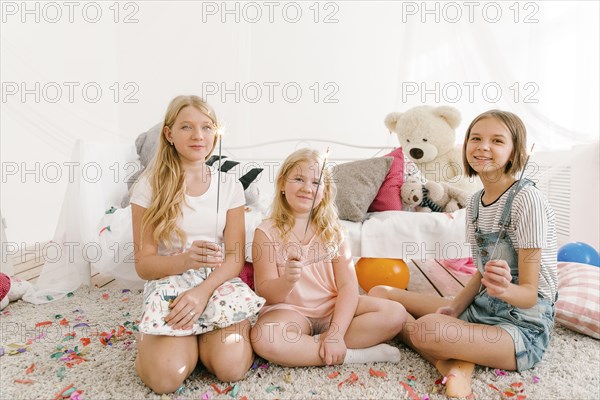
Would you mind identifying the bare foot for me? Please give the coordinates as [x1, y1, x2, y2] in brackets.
[435, 359, 475, 398]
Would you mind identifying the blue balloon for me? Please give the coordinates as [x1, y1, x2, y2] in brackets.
[558, 242, 600, 267]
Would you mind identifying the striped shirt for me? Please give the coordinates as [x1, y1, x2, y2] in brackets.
[466, 183, 558, 301]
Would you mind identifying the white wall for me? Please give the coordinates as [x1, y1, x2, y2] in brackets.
[1, 1, 599, 246]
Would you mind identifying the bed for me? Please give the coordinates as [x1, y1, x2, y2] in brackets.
[223, 139, 470, 261]
[23, 137, 470, 304]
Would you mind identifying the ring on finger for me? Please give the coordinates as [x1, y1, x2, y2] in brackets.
[189, 310, 196, 317]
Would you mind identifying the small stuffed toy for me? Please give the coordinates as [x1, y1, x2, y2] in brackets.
[0, 273, 33, 310]
[401, 178, 441, 212]
[207, 156, 266, 213]
[206, 155, 241, 172]
[429, 180, 470, 212]
[401, 177, 469, 213]
[240, 168, 266, 213]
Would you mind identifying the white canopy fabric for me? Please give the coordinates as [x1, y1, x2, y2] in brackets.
[23, 140, 141, 304]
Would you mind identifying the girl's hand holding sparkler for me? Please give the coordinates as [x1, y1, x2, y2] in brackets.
[183, 240, 223, 270]
[481, 259, 512, 298]
[283, 254, 303, 284]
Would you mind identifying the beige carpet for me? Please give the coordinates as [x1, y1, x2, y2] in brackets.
[0, 286, 598, 400]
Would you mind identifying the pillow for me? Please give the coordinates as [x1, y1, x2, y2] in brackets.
[331, 157, 393, 222]
[136, 123, 162, 171]
[240, 262, 255, 290]
[121, 123, 162, 207]
[369, 147, 405, 212]
[555, 261, 600, 339]
[139, 271, 265, 336]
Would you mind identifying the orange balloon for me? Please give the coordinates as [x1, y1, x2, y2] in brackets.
[354, 258, 410, 292]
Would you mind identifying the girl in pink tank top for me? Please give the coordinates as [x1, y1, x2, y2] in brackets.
[251, 148, 409, 367]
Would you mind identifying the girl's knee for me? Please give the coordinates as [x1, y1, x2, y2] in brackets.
[250, 323, 293, 362]
[251, 330, 281, 361]
[383, 301, 409, 335]
[145, 375, 186, 395]
[409, 315, 446, 354]
[135, 334, 199, 394]
[212, 356, 252, 382]
[202, 328, 253, 381]
[249, 325, 269, 357]
[136, 357, 192, 394]
[368, 285, 392, 299]
[393, 302, 409, 324]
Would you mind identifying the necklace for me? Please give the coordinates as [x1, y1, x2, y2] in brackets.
[290, 226, 313, 245]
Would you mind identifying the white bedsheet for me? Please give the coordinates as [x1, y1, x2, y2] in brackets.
[245, 209, 469, 262]
[360, 209, 470, 260]
[340, 219, 362, 258]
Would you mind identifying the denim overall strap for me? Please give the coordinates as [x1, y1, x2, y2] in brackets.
[471, 189, 484, 232]
[471, 178, 535, 278]
[497, 178, 535, 230]
[471, 178, 535, 231]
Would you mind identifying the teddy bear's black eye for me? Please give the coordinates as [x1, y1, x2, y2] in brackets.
[406, 139, 410, 143]
[423, 138, 428, 142]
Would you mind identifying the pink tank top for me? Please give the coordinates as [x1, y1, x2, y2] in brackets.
[256, 220, 338, 319]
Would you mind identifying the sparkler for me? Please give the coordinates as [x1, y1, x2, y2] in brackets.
[303, 147, 330, 241]
[214, 126, 224, 242]
[209, 126, 225, 279]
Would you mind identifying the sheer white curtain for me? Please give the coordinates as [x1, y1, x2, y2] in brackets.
[388, 1, 598, 150]
[22, 141, 141, 304]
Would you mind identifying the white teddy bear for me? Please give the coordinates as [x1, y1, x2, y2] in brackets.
[384, 105, 465, 185]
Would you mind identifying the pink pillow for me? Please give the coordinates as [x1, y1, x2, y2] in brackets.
[240, 262, 255, 290]
[556, 261, 600, 339]
[369, 147, 404, 212]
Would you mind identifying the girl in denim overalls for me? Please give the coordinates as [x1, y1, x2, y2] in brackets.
[369, 110, 557, 398]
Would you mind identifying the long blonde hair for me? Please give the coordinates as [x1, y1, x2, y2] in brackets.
[139, 95, 218, 249]
[271, 148, 343, 248]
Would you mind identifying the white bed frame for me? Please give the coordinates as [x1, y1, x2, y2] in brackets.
[221, 138, 394, 193]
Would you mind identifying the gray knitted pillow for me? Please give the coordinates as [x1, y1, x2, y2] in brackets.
[331, 157, 393, 222]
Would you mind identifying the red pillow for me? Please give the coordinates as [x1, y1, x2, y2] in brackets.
[369, 147, 404, 212]
[239, 262, 255, 290]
